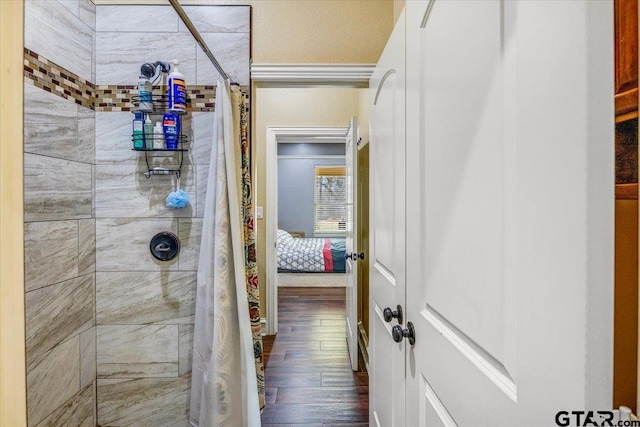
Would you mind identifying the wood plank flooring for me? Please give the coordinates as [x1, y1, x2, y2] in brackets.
[261, 287, 369, 426]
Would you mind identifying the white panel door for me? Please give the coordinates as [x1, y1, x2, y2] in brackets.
[345, 116, 359, 371]
[369, 12, 406, 427]
[404, 1, 614, 426]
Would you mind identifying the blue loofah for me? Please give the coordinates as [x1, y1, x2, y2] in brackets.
[166, 189, 190, 209]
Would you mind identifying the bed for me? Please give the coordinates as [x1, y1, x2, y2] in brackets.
[277, 229, 346, 273]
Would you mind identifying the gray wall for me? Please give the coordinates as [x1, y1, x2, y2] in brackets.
[278, 142, 345, 156]
[278, 144, 345, 237]
[23, 1, 97, 426]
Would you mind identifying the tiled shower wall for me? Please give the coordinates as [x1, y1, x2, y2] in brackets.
[94, 5, 249, 427]
[23, 1, 97, 426]
[23, 2, 250, 426]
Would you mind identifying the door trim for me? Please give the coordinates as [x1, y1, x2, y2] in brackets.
[256, 65, 371, 337]
[265, 126, 348, 334]
[252, 64, 375, 87]
[0, 0, 27, 425]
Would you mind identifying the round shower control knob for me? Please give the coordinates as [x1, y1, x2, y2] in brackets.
[149, 232, 180, 261]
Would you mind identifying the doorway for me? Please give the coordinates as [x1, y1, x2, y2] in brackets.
[264, 124, 350, 335]
[254, 83, 371, 423]
[254, 86, 371, 333]
[262, 124, 369, 424]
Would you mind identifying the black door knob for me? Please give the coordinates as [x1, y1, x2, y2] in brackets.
[383, 305, 403, 325]
[392, 322, 415, 345]
[357, 252, 365, 260]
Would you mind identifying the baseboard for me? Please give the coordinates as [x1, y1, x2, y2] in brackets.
[260, 317, 267, 336]
[277, 272, 346, 287]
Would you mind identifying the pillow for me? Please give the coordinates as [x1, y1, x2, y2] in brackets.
[277, 229, 294, 244]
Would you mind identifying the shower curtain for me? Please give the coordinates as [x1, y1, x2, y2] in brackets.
[190, 79, 264, 427]
[235, 88, 266, 413]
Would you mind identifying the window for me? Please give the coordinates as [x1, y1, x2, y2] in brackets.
[314, 166, 347, 235]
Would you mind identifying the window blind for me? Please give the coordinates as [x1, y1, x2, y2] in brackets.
[314, 166, 347, 233]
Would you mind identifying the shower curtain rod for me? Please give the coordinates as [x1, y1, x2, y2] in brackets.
[167, 0, 231, 81]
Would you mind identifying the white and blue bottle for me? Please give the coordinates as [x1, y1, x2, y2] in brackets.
[138, 75, 153, 112]
[163, 112, 180, 150]
[167, 59, 186, 112]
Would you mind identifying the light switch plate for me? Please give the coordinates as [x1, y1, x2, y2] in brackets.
[256, 206, 263, 219]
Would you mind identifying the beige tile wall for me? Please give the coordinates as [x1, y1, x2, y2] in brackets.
[23, 1, 97, 426]
[23, 2, 250, 426]
[93, 5, 250, 426]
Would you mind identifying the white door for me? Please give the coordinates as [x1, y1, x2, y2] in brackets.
[368, 13, 406, 427]
[345, 117, 360, 371]
[402, 1, 614, 426]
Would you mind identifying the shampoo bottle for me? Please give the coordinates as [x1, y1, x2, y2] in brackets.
[138, 75, 153, 112]
[144, 115, 154, 149]
[153, 122, 165, 149]
[167, 60, 186, 112]
[132, 112, 145, 149]
[163, 112, 180, 150]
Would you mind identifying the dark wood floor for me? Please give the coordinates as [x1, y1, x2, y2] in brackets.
[261, 287, 369, 426]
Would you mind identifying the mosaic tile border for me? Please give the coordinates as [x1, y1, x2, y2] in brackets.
[94, 86, 217, 112]
[24, 48, 95, 110]
[24, 49, 248, 112]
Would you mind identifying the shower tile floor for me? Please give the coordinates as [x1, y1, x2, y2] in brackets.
[261, 287, 369, 426]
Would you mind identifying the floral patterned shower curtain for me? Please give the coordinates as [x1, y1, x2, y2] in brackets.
[233, 88, 265, 410]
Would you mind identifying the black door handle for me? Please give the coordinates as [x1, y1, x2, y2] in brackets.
[383, 305, 403, 325]
[392, 322, 415, 345]
[345, 252, 366, 261]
